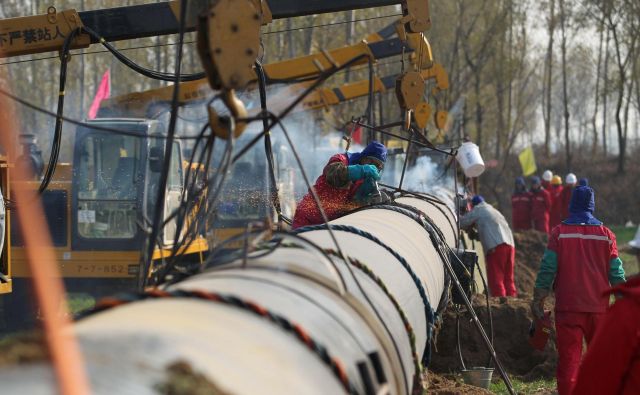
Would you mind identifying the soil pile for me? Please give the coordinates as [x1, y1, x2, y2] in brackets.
[513, 230, 547, 297]
[0, 331, 47, 366]
[156, 361, 232, 395]
[430, 296, 557, 382]
[423, 371, 491, 394]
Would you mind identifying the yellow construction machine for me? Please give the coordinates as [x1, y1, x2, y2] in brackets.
[0, 0, 436, 327]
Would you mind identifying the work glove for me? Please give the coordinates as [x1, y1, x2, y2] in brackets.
[347, 164, 380, 181]
[354, 177, 380, 204]
[530, 288, 550, 320]
[467, 227, 480, 241]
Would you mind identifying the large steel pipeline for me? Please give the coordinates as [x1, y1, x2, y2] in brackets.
[0, 195, 458, 395]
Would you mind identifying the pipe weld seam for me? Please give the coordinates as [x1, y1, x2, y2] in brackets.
[293, 224, 435, 365]
[323, 248, 424, 392]
[360, 202, 453, 314]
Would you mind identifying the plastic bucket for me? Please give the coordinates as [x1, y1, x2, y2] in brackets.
[456, 142, 485, 178]
[461, 367, 494, 389]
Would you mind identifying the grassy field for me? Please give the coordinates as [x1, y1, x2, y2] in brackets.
[611, 225, 639, 277]
[490, 377, 556, 394]
[67, 293, 95, 315]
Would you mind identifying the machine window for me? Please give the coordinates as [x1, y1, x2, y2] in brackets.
[77, 133, 141, 239]
[167, 142, 183, 189]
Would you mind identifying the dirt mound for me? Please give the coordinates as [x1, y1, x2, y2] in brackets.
[513, 230, 548, 297]
[430, 295, 557, 382]
[0, 331, 47, 366]
[424, 371, 491, 394]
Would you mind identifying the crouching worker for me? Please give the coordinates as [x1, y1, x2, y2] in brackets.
[460, 195, 517, 299]
[292, 141, 387, 229]
[531, 185, 626, 395]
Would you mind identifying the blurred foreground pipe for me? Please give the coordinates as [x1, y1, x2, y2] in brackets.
[0, 73, 90, 395]
[0, 196, 457, 395]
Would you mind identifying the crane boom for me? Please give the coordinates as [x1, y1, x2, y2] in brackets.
[0, 0, 403, 58]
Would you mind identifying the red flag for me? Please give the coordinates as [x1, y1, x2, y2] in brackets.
[346, 124, 363, 145]
[88, 70, 110, 120]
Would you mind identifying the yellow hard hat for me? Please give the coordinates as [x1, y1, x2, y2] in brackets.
[551, 175, 562, 185]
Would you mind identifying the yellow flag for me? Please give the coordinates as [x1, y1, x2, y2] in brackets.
[518, 146, 537, 176]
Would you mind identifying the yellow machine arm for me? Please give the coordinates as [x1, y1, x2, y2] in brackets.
[298, 63, 449, 113]
[100, 31, 433, 117]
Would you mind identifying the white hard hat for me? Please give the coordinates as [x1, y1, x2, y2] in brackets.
[542, 170, 553, 182]
[565, 173, 577, 184]
[630, 226, 640, 249]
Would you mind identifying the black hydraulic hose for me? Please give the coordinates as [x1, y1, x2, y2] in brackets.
[139, 0, 189, 290]
[366, 58, 375, 138]
[365, 193, 511, 393]
[81, 25, 205, 82]
[255, 61, 283, 225]
[398, 129, 413, 191]
[38, 28, 82, 194]
[424, 223, 515, 395]
[455, 306, 466, 370]
[475, 256, 495, 367]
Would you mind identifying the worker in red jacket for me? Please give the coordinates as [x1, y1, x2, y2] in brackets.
[559, 173, 577, 219]
[511, 177, 532, 231]
[541, 169, 553, 190]
[573, 275, 640, 395]
[549, 175, 564, 228]
[531, 185, 626, 395]
[292, 141, 387, 229]
[529, 176, 552, 233]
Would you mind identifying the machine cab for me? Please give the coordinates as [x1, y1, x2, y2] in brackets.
[72, 119, 183, 251]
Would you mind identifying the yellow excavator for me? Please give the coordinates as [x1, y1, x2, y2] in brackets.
[0, 0, 436, 328]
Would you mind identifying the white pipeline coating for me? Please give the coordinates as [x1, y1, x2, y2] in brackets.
[0, 197, 458, 395]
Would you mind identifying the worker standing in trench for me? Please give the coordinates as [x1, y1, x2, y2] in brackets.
[530, 176, 552, 234]
[541, 169, 553, 190]
[549, 175, 564, 229]
[559, 173, 577, 220]
[460, 195, 517, 300]
[531, 185, 626, 395]
[292, 141, 387, 229]
[511, 176, 532, 231]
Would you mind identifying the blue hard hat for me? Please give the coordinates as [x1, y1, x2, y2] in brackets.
[471, 195, 484, 206]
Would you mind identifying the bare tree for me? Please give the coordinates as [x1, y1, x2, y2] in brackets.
[559, 0, 571, 171]
[542, 0, 556, 158]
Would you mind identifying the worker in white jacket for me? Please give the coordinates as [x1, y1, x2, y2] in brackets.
[460, 195, 516, 298]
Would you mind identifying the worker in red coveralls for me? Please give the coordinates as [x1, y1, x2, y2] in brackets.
[530, 176, 552, 233]
[460, 195, 517, 300]
[559, 173, 577, 219]
[541, 169, 553, 190]
[511, 177, 532, 231]
[531, 185, 626, 395]
[573, 275, 640, 395]
[292, 141, 387, 229]
[549, 175, 564, 228]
